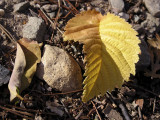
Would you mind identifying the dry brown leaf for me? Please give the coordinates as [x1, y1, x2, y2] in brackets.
[145, 34, 160, 78]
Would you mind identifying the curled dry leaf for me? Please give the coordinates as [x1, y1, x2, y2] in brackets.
[64, 10, 141, 102]
[8, 38, 41, 101]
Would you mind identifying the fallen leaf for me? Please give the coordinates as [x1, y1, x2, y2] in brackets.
[135, 99, 144, 110]
[64, 10, 141, 102]
[8, 38, 41, 101]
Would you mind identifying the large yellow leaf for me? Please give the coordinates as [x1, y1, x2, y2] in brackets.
[8, 38, 41, 101]
[64, 10, 141, 102]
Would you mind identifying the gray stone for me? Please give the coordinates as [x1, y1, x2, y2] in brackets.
[13, 0, 25, 4]
[141, 13, 160, 34]
[47, 12, 55, 19]
[0, 64, 10, 86]
[118, 12, 129, 21]
[36, 45, 82, 92]
[134, 15, 140, 23]
[0, 0, 5, 7]
[136, 40, 150, 72]
[42, 4, 58, 13]
[133, 24, 144, 34]
[22, 17, 46, 42]
[109, 0, 124, 13]
[143, 0, 160, 18]
[0, 9, 5, 16]
[91, 0, 104, 6]
[13, 1, 30, 12]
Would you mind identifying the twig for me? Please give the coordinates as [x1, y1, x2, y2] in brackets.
[125, 82, 160, 98]
[65, 0, 79, 14]
[31, 89, 83, 96]
[138, 106, 142, 120]
[127, 0, 142, 14]
[39, 8, 63, 35]
[106, 92, 117, 108]
[0, 105, 34, 120]
[153, 97, 156, 113]
[91, 101, 102, 120]
[0, 24, 17, 44]
[60, 100, 71, 118]
[118, 103, 131, 120]
[5, 104, 57, 116]
[75, 110, 83, 120]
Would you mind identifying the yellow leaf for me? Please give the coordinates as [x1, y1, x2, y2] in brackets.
[64, 10, 141, 102]
[18, 38, 41, 92]
[8, 38, 41, 101]
[8, 43, 26, 101]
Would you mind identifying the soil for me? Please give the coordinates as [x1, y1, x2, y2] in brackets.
[1, 0, 160, 120]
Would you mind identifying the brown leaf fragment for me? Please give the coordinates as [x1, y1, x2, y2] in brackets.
[135, 99, 144, 110]
[145, 34, 160, 78]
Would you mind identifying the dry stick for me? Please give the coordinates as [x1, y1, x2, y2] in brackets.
[106, 92, 131, 120]
[60, 99, 71, 118]
[118, 103, 131, 120]
[153, 97, 156, 113]
[125, 83, 160, 98]
[137, 106, 142, 120]
[65, 0, 79, 14]
[0, 105, 34, 120]
[127, 0, 142, 14]
[39, 8, 63, 35]
[75, 110, 83, 120]
[91, 101, 102, 120]
[0, 24, 17, 44]
[31, 89, 83, 96]
[6, 104, 57, 116]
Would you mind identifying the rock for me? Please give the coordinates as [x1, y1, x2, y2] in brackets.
[0, 9, 5, 16]
[91, 0, 104, 6]
[13, 0, 25, 4]
[47, 12, 55, 18]
[134, 15, 140, 23]
[136, 40, 150, 72]
[0, 64, 10, 86]
[0, 0, 5, 7]
[103, 104, 123, 120]
[36, 45, 82, 92]
[109, 0, 124, 13]
[141, 13, 160, 34]
[42, 4, 58, 13]
[118, 12, 129, 21]
[13, 1, 30, 12]
[133, 24, 144, 34]
[143, 0, 160, 18]
[22, 17, 46, 42]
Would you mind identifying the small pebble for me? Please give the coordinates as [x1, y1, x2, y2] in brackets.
[42, 4, 58, 13]
[134, 15, 140, 23]
[118, 12, 129, 21]
[0, 9, 4, 16]
[0, 0, 5, 7]
[47, 12, 55, 19]
[109, 0, 124, 13]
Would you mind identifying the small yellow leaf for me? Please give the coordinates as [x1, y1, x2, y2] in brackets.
[64, 10, 141, 102]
